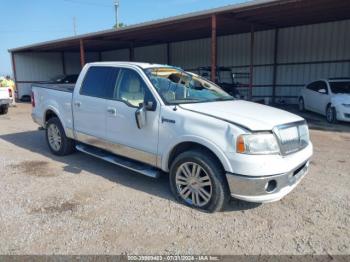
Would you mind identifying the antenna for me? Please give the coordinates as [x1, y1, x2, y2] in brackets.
[114, 0, 120, 29]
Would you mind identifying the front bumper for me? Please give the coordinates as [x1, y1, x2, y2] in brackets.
[226, 160, 309, 203]
[0, 98, 11, 105]
[336, 106, 350, 122]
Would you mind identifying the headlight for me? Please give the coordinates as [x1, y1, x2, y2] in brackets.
[236, 133, 280, 155]
[342, 103, 350, 108]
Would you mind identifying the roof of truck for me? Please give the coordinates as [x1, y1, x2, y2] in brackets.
[87, 62, 172, 69]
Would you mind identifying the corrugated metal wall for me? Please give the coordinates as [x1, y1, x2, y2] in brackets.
[276, 19, 350, 102]
[101, 49, 129, 61]
[14, 19, 350, 102]
[14, 51, 99, 98]
[134, 44, 167, 64]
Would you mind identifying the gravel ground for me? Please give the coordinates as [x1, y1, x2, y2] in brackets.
[0, 103, 349, 255]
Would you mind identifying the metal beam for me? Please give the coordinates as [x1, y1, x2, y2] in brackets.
[167, 43, 171, 65]
[61, 52, 66, 75]
[79, 39, 85, 68]
[211, 14, 217, 82]
[129, 42, 134, 61]
[249, 25, 254, 100]
[272, 28, 279, 104]
[11, 52, 18, 88]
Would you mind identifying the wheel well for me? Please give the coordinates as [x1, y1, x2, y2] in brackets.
[168, 142, 225, 172]
[45, 110, 58, 123]
[326, 103, 332, 109]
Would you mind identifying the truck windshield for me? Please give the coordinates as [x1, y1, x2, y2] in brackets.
[144, 67, 234, 105]
[330, 81, 350, 94]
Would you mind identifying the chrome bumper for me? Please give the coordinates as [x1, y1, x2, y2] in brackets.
[226, 160, 309, 203]
[0, 98, 11, 105]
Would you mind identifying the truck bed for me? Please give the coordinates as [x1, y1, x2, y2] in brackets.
[32, 84, 75, 93]
[31, 83, 74, 137]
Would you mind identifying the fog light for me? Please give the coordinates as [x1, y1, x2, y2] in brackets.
[265, 180, 277, 193]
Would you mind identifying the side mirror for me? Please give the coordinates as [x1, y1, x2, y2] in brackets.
[318, 88, 327, 94]
[135, 105, 146, 129]
[145, 100, 155, 111]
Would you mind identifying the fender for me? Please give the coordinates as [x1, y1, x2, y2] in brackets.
[42, 103, 72, 138]
[160, 135, 233, 173]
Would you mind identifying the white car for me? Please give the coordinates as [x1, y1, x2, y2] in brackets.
[31, 62, 313, 212]
[0, 86, 11, 115]
[299, 78, 350, 123]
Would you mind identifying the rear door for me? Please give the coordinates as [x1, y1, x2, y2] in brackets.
[105, 67, 160, 166]
[73, 66, 118, 146]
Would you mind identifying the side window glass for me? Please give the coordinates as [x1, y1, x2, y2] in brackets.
[317, 81, 328, 94]
[80, 66, 118, 99]
[115, 69, 146, 107]
[307, 82, 317, 92]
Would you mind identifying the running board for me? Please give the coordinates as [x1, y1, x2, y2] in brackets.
[75, 144, 161, 178]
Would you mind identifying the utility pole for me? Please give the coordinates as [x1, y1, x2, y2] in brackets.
[73, 17, 77, 36]
[114, 0, 120, 29]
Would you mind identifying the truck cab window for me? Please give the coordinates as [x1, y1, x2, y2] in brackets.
[115, 69, 146, 107]
[80, 66, 118, 99]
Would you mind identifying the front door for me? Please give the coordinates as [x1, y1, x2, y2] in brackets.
[106, 67, 160, 166]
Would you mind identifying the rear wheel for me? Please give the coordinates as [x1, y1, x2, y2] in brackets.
[326, 105, 337, 124]
[0, 105, 9, 115]
[46, 117, 74, 156]
[169, 150, 229, 212]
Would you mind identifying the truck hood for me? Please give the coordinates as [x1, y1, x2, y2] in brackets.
[180, 100, 304, 131]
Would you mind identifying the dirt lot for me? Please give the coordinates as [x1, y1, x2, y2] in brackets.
[0, 103, 349, 255]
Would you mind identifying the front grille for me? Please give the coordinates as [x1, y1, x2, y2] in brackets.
[274, 121, 309, 156]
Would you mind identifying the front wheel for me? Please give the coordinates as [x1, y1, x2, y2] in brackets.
[326, 105, 337, 124]
[169, 150, 229, 212]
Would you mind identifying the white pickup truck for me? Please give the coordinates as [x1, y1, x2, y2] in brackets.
[0, 87, 11, 115]
[32, 62, 313, 212]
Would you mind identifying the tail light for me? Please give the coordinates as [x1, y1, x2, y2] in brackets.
[8, 88, 12, 98]
[31, 91, 35, 107]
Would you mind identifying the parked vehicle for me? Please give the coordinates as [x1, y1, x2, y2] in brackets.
[0, 86, 11, 115]
[198, 66, 243, 98]
[32, 62, 313, 212]
[299, 78, 350, 123]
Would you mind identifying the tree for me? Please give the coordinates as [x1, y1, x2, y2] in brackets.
[114, 22, 127, 29]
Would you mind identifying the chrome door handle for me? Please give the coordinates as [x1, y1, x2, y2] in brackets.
[107, 107, 117, 115]
[74, 101, 81, 107]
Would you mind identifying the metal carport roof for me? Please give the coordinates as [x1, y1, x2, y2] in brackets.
[9, 0, 350, 53]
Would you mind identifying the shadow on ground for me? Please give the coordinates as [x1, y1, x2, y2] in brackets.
[0, 130, 259, 212]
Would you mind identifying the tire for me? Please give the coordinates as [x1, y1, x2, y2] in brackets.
[169, 150, 229, 212]
[326, 105, 337, 124]
[46, 117, 74, 156]
[298, 97, 305, 112]
[0, 105, 9, 115]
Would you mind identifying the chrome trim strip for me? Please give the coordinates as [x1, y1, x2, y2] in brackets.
[75, 131, 157, 166]
[75, 144, 161, 178]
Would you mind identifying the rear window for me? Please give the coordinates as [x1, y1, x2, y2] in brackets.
[80, 66, 118, 99]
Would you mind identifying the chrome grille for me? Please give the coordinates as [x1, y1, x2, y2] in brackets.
[274, 121, 309, 155]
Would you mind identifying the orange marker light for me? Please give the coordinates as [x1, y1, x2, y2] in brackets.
[236, 135, 246, 153]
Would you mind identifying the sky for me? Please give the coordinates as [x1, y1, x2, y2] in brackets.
[0, 0, 247, 76]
